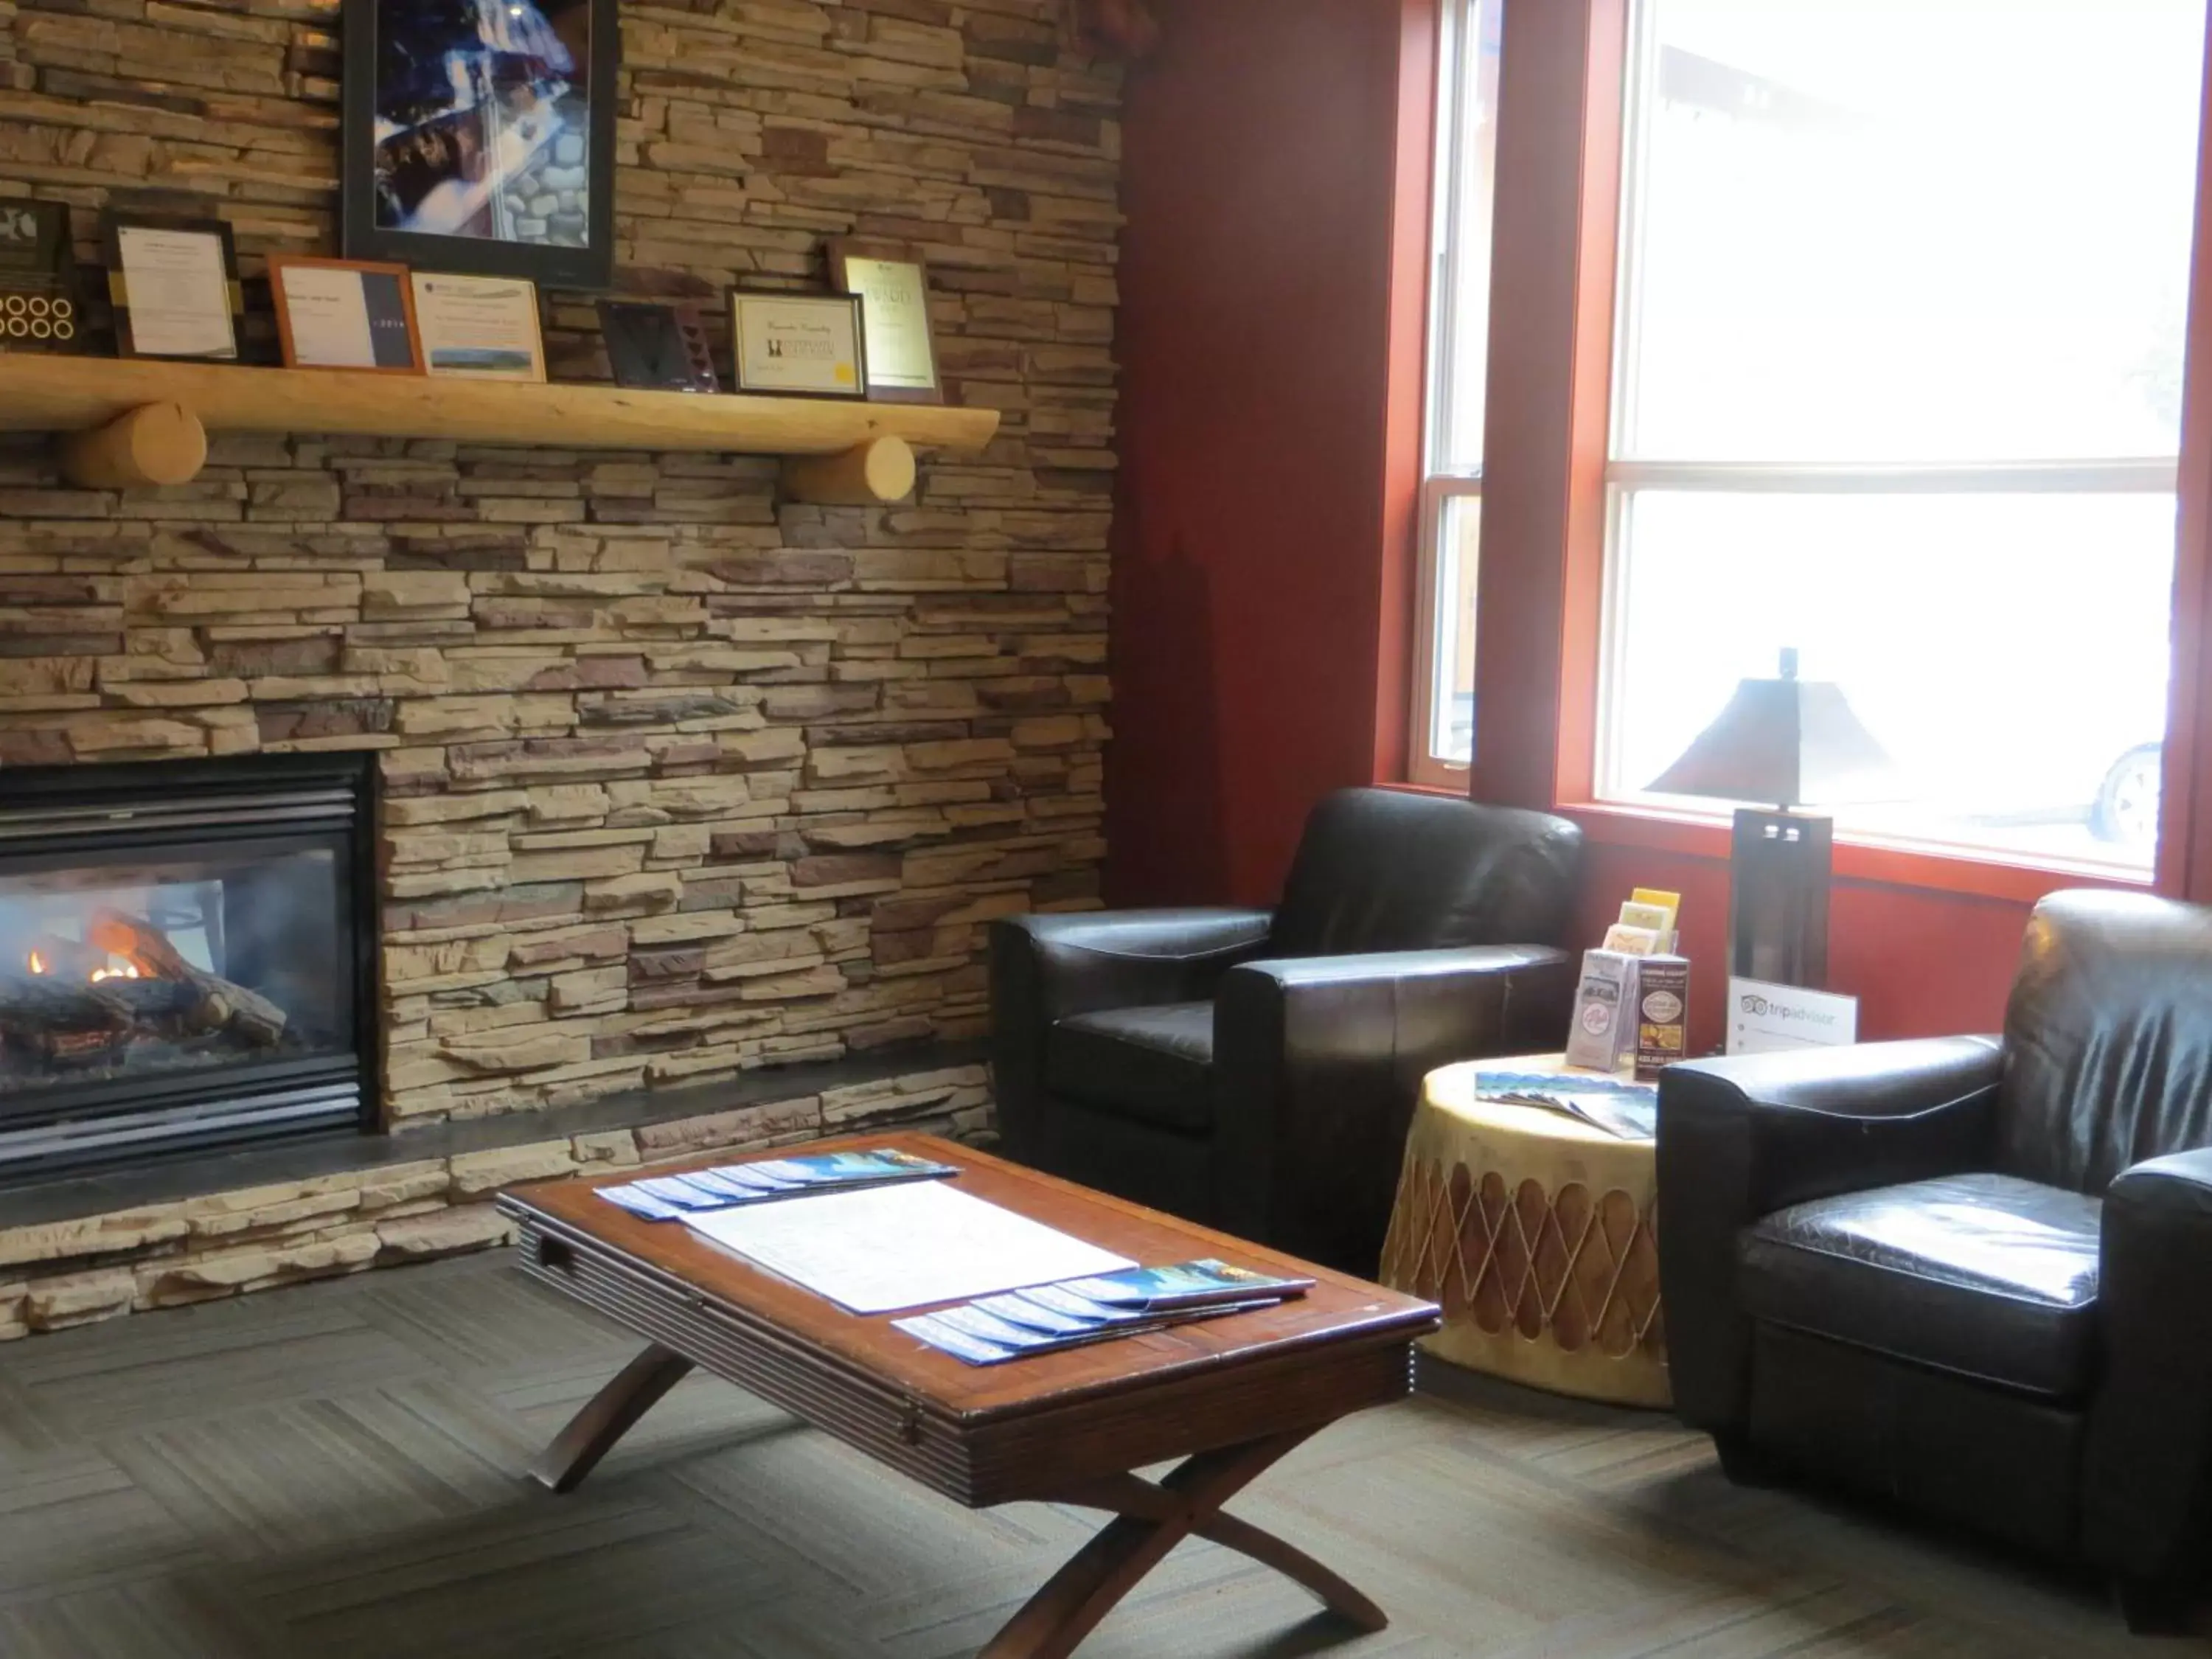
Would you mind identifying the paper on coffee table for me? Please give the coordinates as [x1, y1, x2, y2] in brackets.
[682, 1179, 1134, 1315]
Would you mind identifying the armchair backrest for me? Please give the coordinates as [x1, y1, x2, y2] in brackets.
[1270, 788, 1582, 958]
[1996, 888, 2212, 1194]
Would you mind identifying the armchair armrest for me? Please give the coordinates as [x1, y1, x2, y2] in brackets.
[1657, 1036, 2005, 1436]
[2085, 1147, 2212, 1590]
[992, 908, 1275, 1020]
[989, 908, 1273, 1166]
[1212, 945, 1573, 1275]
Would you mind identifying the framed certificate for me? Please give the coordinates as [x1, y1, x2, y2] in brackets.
[0, 201, 81, 354]
[103, 212, 243, 361]
[268, 255, 425, 373]
[828, 240, 941, 404]
[411, 271, 546, 380]
[727, 291, 866, 399]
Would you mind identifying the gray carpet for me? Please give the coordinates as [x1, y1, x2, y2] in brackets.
[0, 1250, 2197, 1657]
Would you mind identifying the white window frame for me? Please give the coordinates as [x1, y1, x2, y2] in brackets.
[1410, 0, 1498, 789]
[1593, 0, 2185, 873]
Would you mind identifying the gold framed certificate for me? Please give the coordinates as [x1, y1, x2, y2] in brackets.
[829, 240, 942, 404]
[411, 271, 546, 381]
[727, 291, 866, 399]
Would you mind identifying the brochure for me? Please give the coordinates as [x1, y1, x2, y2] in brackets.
[1564, 948, 1641, 1071]
[597, 1185, 684, 1222]
[973, 1289, 1133, 1335]
[895, 1290, 1290, 1366]
[1054, 1259, 1315, 1313]
[891, 1304, 1166, 1366]
[1474, 1068, 1659, 1141]
[894, 1312, 1019, 1367]
[1009, 1283, 1158, 1326]
[930, 1302, 1155, 1355]
[597, 1147, 958, 1220]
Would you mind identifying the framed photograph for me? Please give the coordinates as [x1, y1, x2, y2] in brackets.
[828, 240, 942, 404]
[728, 291, 866, 399]
[412, 271, 545, 380]
[268, 255, 425, 373]
[0, 201, 81, 353]
[341, 0, 619, 291]
[598, 299, 717, 393]
[102, 212, 243, 361]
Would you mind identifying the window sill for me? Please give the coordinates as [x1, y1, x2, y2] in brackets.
[1386, 778, 1472, 801]
[1399, 757, 1471, 794]
[1558, 800, 2152, 904]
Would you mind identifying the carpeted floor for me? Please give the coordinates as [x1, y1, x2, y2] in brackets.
[0, 1248, 2199, 1657]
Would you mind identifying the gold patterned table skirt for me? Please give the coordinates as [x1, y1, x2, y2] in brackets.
[1379, 1059, 1670, 1408]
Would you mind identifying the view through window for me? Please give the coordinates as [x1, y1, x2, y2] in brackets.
[1414, 0, 1503, 781]
[1599, 0, 2205, 872]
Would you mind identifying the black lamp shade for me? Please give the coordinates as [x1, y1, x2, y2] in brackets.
[1647, 669, 1893, 809]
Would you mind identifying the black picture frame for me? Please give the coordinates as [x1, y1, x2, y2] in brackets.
[341, 0, 619, 291]
[101, 210, 246, 361]
[598, 299, 719, 393]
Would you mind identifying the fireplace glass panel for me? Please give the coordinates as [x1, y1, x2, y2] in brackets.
[0, 838, 353, 1102]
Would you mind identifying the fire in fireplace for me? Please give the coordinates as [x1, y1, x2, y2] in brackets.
[0, 754, 378, 1175]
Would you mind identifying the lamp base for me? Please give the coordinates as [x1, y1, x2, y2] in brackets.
[1728, 807, 1831, 989]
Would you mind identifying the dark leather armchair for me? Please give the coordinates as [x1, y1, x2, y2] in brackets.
[1657, 889, 2212, 1630]
[990, 788, 1583, 1276]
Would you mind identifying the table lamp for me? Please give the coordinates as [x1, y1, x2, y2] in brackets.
[1646, 649, 1892, 989]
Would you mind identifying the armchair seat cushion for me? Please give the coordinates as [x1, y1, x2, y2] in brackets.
[1046, 1003, 1215, 1133]
[1738, 1172, 2104, 1400]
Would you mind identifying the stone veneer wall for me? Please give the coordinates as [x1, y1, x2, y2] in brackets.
[1, 1063, 988, 1336]
[0, 0, 1120, 1331]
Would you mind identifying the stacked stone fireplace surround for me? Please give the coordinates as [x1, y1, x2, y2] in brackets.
[0, 0, 1122, 1335]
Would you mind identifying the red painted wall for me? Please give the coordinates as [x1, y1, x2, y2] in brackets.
[1105, 1, 1424, 907]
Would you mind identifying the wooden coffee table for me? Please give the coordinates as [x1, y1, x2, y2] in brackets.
[498, 1131, 1440, 1659]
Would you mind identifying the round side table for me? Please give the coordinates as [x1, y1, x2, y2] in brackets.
[1379, 1057, 1669, 1407]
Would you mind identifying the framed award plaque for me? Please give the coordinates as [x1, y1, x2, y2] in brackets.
[828, 239, 942, 404]
[0, 202, 81, 353]
[599, 298, 717, 393]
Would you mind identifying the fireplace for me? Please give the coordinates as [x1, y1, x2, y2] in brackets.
[0, 754, 378, 1175]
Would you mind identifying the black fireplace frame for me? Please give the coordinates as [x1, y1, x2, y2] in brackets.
[0, 752, 381, 1173]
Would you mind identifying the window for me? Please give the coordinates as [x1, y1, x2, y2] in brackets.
[1413, 0, 1505, 785]
[1597, 0, 2205, 873]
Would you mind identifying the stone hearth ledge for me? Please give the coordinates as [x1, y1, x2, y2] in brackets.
[0, 1043, 987, 1338]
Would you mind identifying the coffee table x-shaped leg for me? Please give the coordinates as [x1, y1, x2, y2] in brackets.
[528, 1342, 1389, 1659]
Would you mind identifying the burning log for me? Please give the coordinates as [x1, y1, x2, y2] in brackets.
[0, 970, 131, 1068]
[84, 908, 288, 1047]
[87, 977, 206, 1025]
[0, 972, 122, 1034]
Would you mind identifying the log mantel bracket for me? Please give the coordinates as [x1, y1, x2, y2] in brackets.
[0, 355, 997, 505]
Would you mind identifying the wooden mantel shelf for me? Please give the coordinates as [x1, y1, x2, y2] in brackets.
[0, 354, 999, 504]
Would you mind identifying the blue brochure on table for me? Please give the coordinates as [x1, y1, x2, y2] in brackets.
[1054, 1259, 1315, 1312]
[595, 1148, 958, 1220]
[893, 1259, 1312, 1366]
